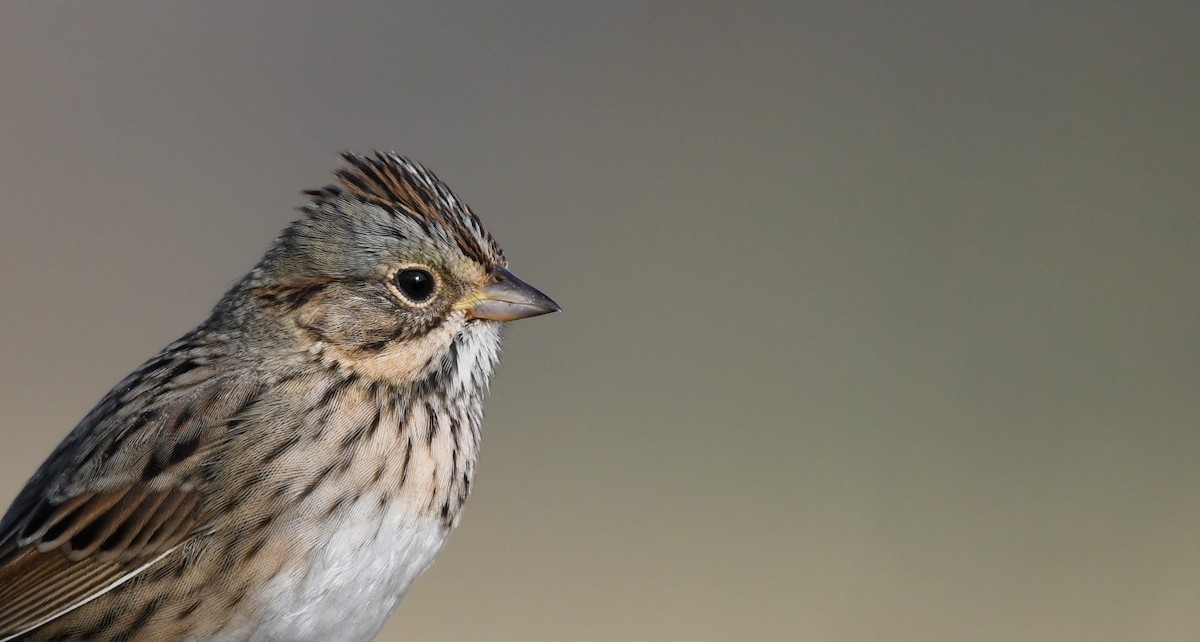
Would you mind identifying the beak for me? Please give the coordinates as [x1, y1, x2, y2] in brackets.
[466, 267, 561, 322]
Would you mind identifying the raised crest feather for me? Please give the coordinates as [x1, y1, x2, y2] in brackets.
[305, 152, 505, 269]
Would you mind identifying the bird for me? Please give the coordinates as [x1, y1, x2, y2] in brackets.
[0, 152, 559, 641]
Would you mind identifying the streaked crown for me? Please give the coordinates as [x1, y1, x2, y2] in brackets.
[304, 152, 505, 269]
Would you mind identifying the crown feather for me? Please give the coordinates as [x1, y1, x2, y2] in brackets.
[306, 152, 504, 268]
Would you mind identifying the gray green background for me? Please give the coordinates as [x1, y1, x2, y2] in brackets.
[1, 2, 1198, 640]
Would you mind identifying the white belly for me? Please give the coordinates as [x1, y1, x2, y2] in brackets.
[222, 493, 449, 642]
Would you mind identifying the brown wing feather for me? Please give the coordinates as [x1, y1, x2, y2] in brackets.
[0, 351, 263, 639]
[0, 539, 173, 638]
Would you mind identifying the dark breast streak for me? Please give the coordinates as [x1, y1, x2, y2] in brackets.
[14, 360, 484, 641]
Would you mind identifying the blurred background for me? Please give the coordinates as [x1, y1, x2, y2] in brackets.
[1, 1, 1197, 640]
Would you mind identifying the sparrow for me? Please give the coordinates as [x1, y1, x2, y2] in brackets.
[0, 152, 559, 641]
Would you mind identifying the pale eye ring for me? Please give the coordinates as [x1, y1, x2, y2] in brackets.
[393, 267, 437, 303]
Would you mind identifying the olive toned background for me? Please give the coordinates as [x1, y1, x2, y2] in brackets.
[1, 2, 1197, 640]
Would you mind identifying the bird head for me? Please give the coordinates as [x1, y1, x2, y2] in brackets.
[247, 152, 559, 383]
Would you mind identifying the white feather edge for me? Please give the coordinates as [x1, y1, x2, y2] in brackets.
[0, 545, 179, 642]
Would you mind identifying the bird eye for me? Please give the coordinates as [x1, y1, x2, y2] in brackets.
[393, 268, 437, 303]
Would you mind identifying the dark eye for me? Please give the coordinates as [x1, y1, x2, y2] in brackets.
[393, 268, 437, 303]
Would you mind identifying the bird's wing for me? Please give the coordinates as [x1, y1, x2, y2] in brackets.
[0, 360, 263, 639]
